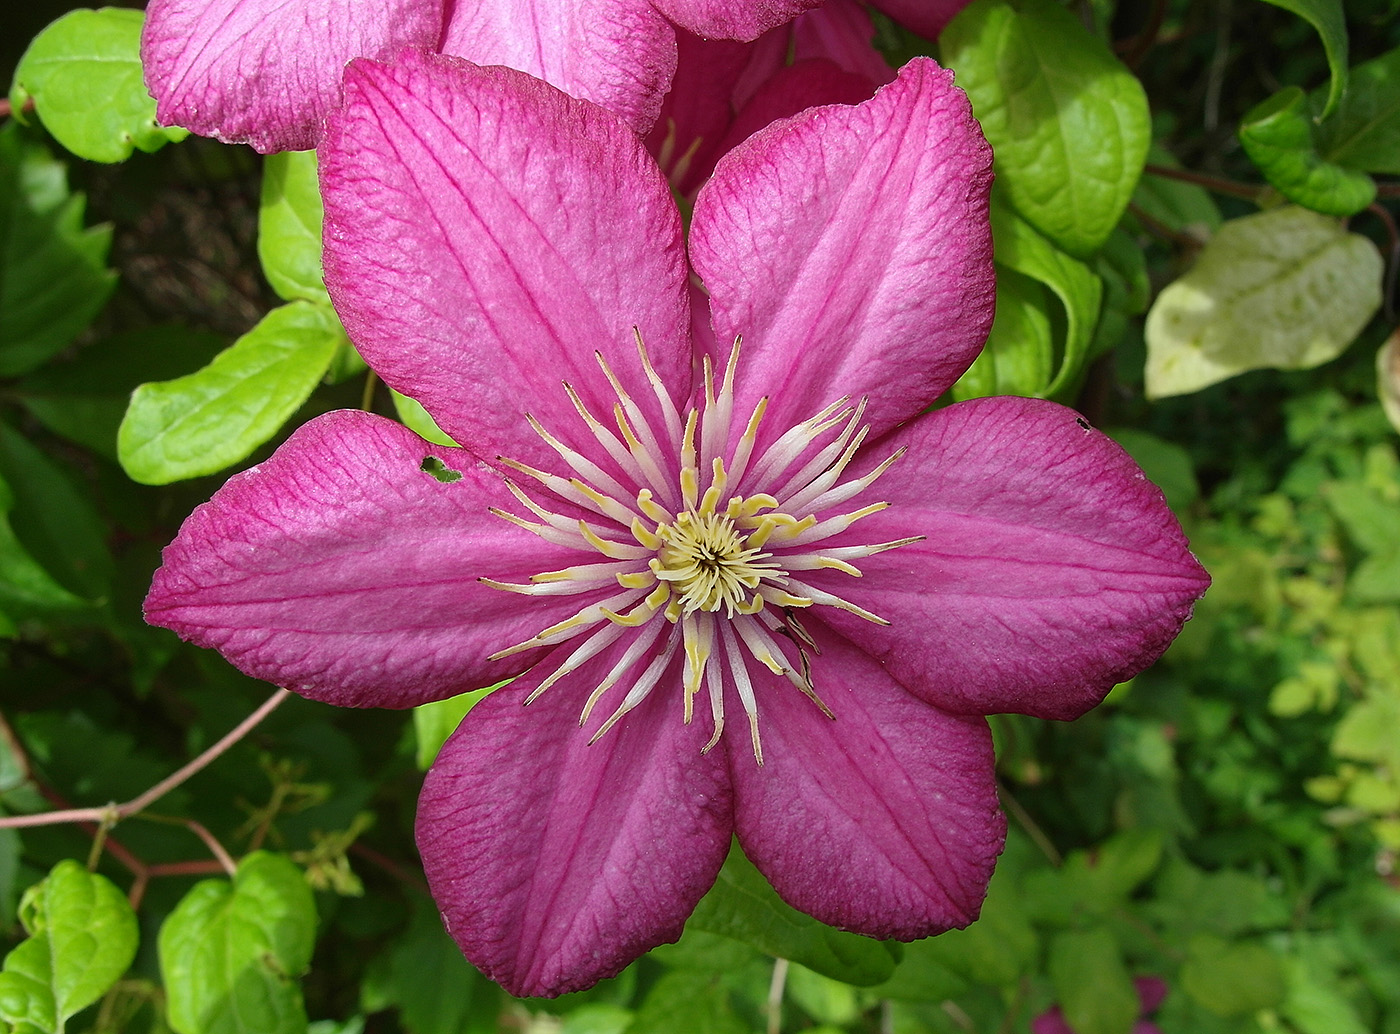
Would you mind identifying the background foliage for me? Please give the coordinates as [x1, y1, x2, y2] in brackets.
[2, 0, 1398, 1032]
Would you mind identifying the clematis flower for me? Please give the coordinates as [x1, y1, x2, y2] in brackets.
[651, 0, 979, 197]
[144, 51, 1209, 996]
[141, 0, 972, 154]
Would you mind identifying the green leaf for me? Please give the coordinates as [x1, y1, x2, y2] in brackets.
[911, 866, 1037, 987]
[988, 198, 1103, 397]
[412, 685, 502, 771]
[1144, 206, 1383, 398]
[259, 151, 328, 304]
[360, 902, 500, 1034]
[118, 301, 346, 484]
[1316, 45, 1400, 173]
[1239, 87, 1375, 216]
[0, 469, 89, 624]
[1332, 695, 1400, 767]
[687, 845, 900, 987]
[623, 972, 746, 1034]
[9, 8, 186, 163]
[0, 860, 139, 1033]
[159, 852, 317, 1034]
[1090, 226, 1150, 359]
[1381, 333, 1400, 436]
[0, 123, 116, 378]
[940, 0, 1150, 258]
[950, 268, 1053, 399]
[785, 965, 861, 1026]
[0, 421, 112, 602]
[1258, 0, 1348, 119]
[390, 390, 459, 448]
[1181, 934, 1286, 1016]
[1048, 928, 1139, 1034]
[15, 326, 226, 461]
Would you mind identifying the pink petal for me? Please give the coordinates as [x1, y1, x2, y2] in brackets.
[417, 644, 732, 996]
[141, 0, 442, 153]
[649, 0, 822, 40]
[729, 626, 1004, 937]
[645, 31, 754, 196]
[870, 0, 973, 39]
[809, 397, 1210, 720]
[320, 52, 693, 473]
[145, 411, 595, 708]
[1135, 976, 1169, 1013]
[791, 0, 894, 87]
[690, 58, 994, 447]
[1030, 1008, 1074, 1034]
[440, 0, 678, 134]
[711, 58, 880, 166]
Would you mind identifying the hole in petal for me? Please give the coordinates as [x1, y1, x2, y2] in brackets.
[420, 456, 462, 483]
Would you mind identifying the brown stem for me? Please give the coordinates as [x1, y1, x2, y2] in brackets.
[1142, 163, 1266, 202]
[1117, 0, 1169, 69]
[349, 841, 430, 895]
[0, 689, 291, 831]
[1127, 202, 1204, 252]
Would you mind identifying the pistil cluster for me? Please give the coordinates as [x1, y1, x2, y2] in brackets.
[483, 334, 915, 763]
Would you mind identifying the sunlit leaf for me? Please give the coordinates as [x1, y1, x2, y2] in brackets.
[391, 390, 459, 449]
[1144, 206, 1382, 398]
[9, 8, 186, 163]
[412, 685, 501, 772]
[118, 300, 345, 484]
[160, 852, 317, 1034]
[941, 0, 1150, 257]
[0, 860, 139, 1033]
[260, 150, 328, 304]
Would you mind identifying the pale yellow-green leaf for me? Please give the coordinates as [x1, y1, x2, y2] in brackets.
[1144, 206, 1382, 398]
[1379, 331, 1400, 435]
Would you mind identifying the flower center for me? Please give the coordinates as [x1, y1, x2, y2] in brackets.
[478, 331, 917, 764]
[654, 511, 775, 615]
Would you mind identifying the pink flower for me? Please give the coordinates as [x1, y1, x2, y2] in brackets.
[140, 0, 973, 154]
[144, 51, 1208, 996]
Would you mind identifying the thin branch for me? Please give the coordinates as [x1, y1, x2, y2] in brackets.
[766, 958, 789, 1034]
[349, 841, 430, 895]
[1117, 0, 1168, 69]
[360, 369, 380, 412]
[0, 689, 291, 831]
[997, 780, 1063, 867]
[1127, 202, 1206, 252]
[1142, 163, 1265, 202]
